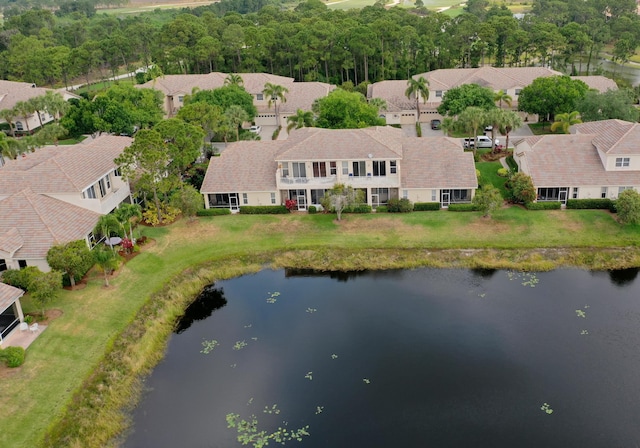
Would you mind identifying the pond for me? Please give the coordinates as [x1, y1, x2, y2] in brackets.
[123, 268, 640, 448]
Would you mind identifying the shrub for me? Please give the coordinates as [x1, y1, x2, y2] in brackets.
[615, 189, 640, 224]
[473, 185, 503, 217]
[566, 199, 613, 210]
[448, 203, 477, 211]
[497, 167, 509, 177]
[414, 202, 441, 211]
[343, 204, 372, 213]
[0, 346, 25, 368]
[308, 205, 317, 214]
[1, 266, 40, 291]
[510, 172, 536, 203]
[505, 155, 518, 172]
[239, 205, 289, 214]
[142, 204, 181, 226]
[285, 199, 298, 211]
[525, 201, 561, 210]
[387, 198, 414, 213]
[375, 206, 388, 213]
[196, 208, 232, 216]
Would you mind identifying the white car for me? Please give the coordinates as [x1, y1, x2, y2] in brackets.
[249, 125, 262, 134]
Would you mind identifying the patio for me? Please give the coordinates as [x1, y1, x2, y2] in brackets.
[1, 323, 47, 349]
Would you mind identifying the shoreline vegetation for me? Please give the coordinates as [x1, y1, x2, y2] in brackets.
[3, 211, 640, 447]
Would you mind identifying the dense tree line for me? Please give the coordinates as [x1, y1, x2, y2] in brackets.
[1, 0, 639, 89]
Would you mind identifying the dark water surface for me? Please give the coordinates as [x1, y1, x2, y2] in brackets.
[124, 268, 640, 448]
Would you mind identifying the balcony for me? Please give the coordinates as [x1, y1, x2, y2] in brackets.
[276, 174, 400, 190]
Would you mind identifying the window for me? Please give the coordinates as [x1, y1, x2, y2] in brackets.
[435, 90, 443, 98]
[515, 89, 522, 96]
[330, 162, 337, 175]
[88, 232, 97, 248]
[373, 161, 386, 176]
[619, 186, 633, 194]
[18, 260, 27, 269]
[292, 162, 306, 178]
[281, 162, 289, 177]
[98, 179, 106, 197]
[83, 186, 96, 199]
[178, 96, 184, 103]
[105, 174, 111, 189]
[390, 160, 397, 174]
[601, 187, 608, 199]
[0, 259, 7, 272]
[311, 189, 326, 204]
[352, 161, 366, 177]
[270, 192, 276, 204]
[615, 157, 630, 167]
[114, 168, 121, 177]
[431, 190, 436, 201]
[313, 162, 327, 178]
[242, 193, 248, 204]
[257, 93, 264, 100]
[371, 188, 389, 205]
[402, 190, 408, 199]
[16, 121, 24, 131]
[342, 161, 349, 175]
[572, 187, 578, 199]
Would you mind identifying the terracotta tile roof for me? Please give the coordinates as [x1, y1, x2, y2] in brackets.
[0, 188, 100, 259]
[0, 135, 132, 195]
[570, 76, 618, 93]
[573, 119, 640, 155]
[0, 282, 24, 314]
[276, 127, 404, 161]
[401, 137, 478, 189]
[0, 228, 23, 256]
[516, 134, 640, 187]
[367, 80, 415, 112]
[139, 72, 295, 96]
[0, 80, 80, 112]
[414, 66, 562, 91]
[275, 82, 336, 114]
[200, 142, 280, 193]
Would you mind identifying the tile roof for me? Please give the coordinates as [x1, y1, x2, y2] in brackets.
[0, 80, 80, 112]
[414, 66, 562, 91]
[0, 134, 132, 195]
[275, 82, 336, 114]
[0, 228, 23, 256]
[367, 80, 415, 112]
[276, 127, 404, 161]
[571, 76, 618, 93]
[0, 188, 100, 259]
[516, 134, 640, 187]
[401, 137, 478, 189]
[200, 141, 280, 193]
[573, 119, 640, 155]
[139, 72, 296, 96]
[0, 282, 24, 314]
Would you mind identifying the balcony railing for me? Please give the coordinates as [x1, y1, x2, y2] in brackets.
[277, 174, 400, 189]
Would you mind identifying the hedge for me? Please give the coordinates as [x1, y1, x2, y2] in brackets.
[387, 198, 414, 213]
[343, 204, 372, 213]
[525, 201, 562, 210]
[196, 208, 232, 216]
[239, 205, 289, 214]
[566, 199, 614, 210]
[505, 155, 518, 172]
[447, 203, 477, 212]
[375, 206, 388, 213]
[308, 205, 318, 214]
[0, 346, 25, 368]
[414, 202, 441, 211]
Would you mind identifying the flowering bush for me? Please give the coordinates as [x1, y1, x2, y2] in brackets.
[121, 238, 134, 254]
[285, 199, 298, 211]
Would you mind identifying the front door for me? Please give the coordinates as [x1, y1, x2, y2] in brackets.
[297, 192, 307, 210]
[371, 193, 379, 208]
[441, 191, 450, 208]
[559, 189, 567, 205]
[230, 194, 239, 211]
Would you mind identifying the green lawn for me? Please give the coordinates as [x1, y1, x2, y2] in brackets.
[74, 78, 135, 96]
[476, 160, 509, 198]
[2, 211, 640, 447]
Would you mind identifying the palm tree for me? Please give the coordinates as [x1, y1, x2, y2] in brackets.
[93, 245, 118, 287]
[1, 136, 27, 160]
[440, 117, 457, 137]
[494, 90, 512, 109]
[405, 76, 430, 125]
[0, 108, 17, 137]
[14, 101, 34, 134]
[286, 109, 314, 133]
[458, 106, 486, 156]
[93, 214, 122, 252]
[28, 96, 47, 130]
[224, 105, 249, 141]
[263, 83, 289, 127]
[224, 73, 244, 87]
[484, 108, 506, 152]
[502, 110, 523, 151]
[369, 98, 387, 114]
[551, 111, 582, 134]
[42, 91, 69, 124]
[114, 203, 142, 242]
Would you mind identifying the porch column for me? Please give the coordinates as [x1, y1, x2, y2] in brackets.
[203, 193, 210, 209]
[13, 299, 24, 322]
[366, 187, 372, 206]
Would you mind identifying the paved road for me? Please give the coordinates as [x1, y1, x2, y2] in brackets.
[61, 66, 150, 92]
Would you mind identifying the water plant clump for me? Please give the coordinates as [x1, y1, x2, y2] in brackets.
[234, 340, 248, 350]
[305, 371, 313, 380]
[306, 308, 317, 313]
[540, 403, 554, 414]
[363, 378, 371, 384]
[226, 413, 310, 447]
[263, 404, 281, 415]
[331, 354, 338, 359]
[315, 406, 324, 415]
[575, 309, 586, 318]
[266, 291, 281, 304]
[200, 339, 219, 354]
[506, 271, 539, 287]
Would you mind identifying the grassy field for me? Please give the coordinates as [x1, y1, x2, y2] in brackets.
[2, 210, 640, 447]
[476, 160, 509, 198]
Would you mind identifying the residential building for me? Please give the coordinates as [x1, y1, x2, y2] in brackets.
[367, 67, 618, 124]
[0, 135, 133, 271]
[138, 72, 334, 127]
[201, 127, 478, 211]
[513, 119, 640, 204]
[0, 282, 25, 346]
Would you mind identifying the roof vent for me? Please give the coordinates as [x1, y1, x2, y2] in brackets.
[31, 84, 36, 88]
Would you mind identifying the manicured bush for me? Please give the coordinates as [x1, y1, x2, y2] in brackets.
[196, 208, 232, 216]
[0, 346, 26, 368]
[505, 155, 518, 172]
[497, 168, 509, 177]
[343, 204, 372, 213]
[414, 202, 441, 211]
[525, 201, 561, 210]
[566, 199, 614, 210]
[448, 203, 477, 211]
[375, 206, 388, 213]
[308, 205, 317, 214]
[387, 198, 414, 213]
[239, 205, 289, 214]
[285, 199, 298, 211]
[1, 266, 40, 291]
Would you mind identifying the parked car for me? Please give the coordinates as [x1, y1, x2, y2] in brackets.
[463, 136, 499, 149]
[430, 119, 441, 130]
[249, 125, 262, 134]
[484, 125, 493, 133]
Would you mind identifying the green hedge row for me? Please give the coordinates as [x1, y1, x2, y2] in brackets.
[525, 201, 562, 210]
[239, 205, 289, 214]
[448, 203, 477, 212]
[0, 346, 25, 368]
[196, 208, 232, 216]
[566, 199, 614, 210]
[414, 202, 441, 211]
[344, 204, 372, 213]
[376, 206, 388, 213]
[387, 198, 414, 213]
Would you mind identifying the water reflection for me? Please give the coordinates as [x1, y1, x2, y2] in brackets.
[470, 268, 497, 278]
[608, 268, 639, 287]
[284, 268, 402, 282]
[174, 284, 227, 334]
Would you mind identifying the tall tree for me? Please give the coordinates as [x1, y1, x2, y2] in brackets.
[457, 106, 487, 155]
[501, 110, 523, 151]
[93, 245, 118, 287]
[576, 89, 639, 122]
[46, 240, 92, 289]
[518, 75, 588, 122]
[223, 105, 249, 141]
[0, 109, 17, 137]
[493, 89, 512, 109]
[93, 214, 122, 252]
[114, 203, 142, 242]
[314, 89, 385, 129]
[405, 76, 429, 123]
[154, 118, 204, 176]
[263, 83, 289, 127]
[437, 84, 496, 117]
[286, 109, 314, 132]
[29, 270, 63, 317]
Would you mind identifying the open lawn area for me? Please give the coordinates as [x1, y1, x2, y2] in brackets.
[476, 160, 509, 198]
[2, 210, 640, 447]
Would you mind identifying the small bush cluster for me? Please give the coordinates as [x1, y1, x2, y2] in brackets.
[239, 205, 289, 214]
[505, 155, 518, 172]
[196, 208, 232, 216]
[343, 204, 372, 213]
[375, 206, 388, 213]
[566, 199, 614, 210]
[1, 266, 40, 291]
[308, 206, 318, 214]
[525, 201, 561, 210]
[285, 199, 298, 211]
[497, 168, 509, 177]
[448, 203, 477, 211]
[414, 202, 441, 211]
[142, 204, 181, 226]
[0, 346, 26, 368]
[387, 198, 414, 213]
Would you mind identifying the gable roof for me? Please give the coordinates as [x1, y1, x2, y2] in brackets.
[415, 66, 562, 91]
[275, 82, 336, 115]
[0, 134, 132, 196]
[139, 72, 296, 96]
[276, 127, 404, 161]
[0, 282, 24, 315]
[570, 76, 618, 93]
[200, 141, 280, 193]
[515, 134, 640, 187]
[0, 80, 80, 113]
[573, 119, 640, 155]
[401, 137, 478, 189]
[0, 188, 100, 259]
